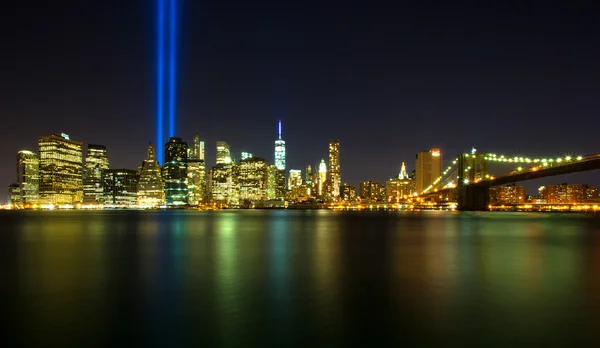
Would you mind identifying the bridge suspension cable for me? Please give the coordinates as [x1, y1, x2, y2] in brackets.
[422, 158, 459, 195]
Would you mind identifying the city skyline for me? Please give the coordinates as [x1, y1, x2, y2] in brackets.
[3, 1, 600, 195]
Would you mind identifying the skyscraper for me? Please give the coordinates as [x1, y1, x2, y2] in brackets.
[274, 121, 286, 199]
[163, 137, 189, 205]
[274, 120, 286, 170]
[305, 165, 313, 196]
[239, 157, 269, 201]
[137, 143, 165, 207]
[83, 144, 109, 204]
[187, 135, 206, 205]
[328, 139, 341, 198]
[38, 133, 83, 205]
[415, 148, 442, 194]
[103, 169, 139, 207]
[318, 159, 327, 196]
[190, 133, 205, 161]
[17, 150, 39, 206]
[216, 141, 232, 164]
[288, 169, 302, 189]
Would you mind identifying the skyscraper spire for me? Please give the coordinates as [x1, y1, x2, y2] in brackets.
[278, 120, 282, 140]
[399, 162, 408, 179]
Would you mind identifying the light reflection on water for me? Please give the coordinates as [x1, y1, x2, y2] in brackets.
[2, 210, 600, 346]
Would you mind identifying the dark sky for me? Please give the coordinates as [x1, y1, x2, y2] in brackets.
[3, 1, 600, 199]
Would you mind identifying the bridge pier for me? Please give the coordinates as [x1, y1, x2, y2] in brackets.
[458, 185, 490, 211]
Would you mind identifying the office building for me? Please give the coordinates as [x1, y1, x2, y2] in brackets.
[239, 157, 269, 201]
[386, 162, 416, 202]
[274, 120, 286, 170]
[210, 163, 239, 205]
[341, 184, 357, 202]
[216, 141, 232, 165]
[328, 139, 341, 198]
[415, 148, 442, 194]
[190, 133, 205, 161]
[187, 134, 206, 205]
[360, 181, 383, 201]
[137, 143, 165, 207]
[288, 169, 302, 189]
[38, 133, 83, 205]
[267, 165, 278, 200]
[83, 144, 109, 204]
[163, 137, 189, 205]
[318, 159, 327, 196]
[103, 169, 139, 206]
[17, 150, 39, 206]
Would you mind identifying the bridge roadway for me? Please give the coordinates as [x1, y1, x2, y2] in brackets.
[472, 153, 600, 188]
[421, 153, 600, 210]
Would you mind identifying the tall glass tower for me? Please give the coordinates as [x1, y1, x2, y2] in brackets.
[83, 144, 109, 204]
[163, 137, 189, 205]
[274, 120, 286, 170]
[328, 139, 341, 198]
[273, 120, 287, 199]
[138, 143, 165, 207]
[17, 150, 39, 206]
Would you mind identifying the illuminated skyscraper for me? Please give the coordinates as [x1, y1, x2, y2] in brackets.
[241, 152, 253, 160]
[216, 141, 232, 164]
[415, 148, 442, 194]
[318, 159, 327, 196]
[328, 140, 341, 198]
[83, 144, 109, 204]
[187, 134, 206, 205]
[190, 133, 205, 161]
[103, 169, 139, 207]
[17, 150, 39, 206]
[210, 163, 239, 205]
[187, 160, 205, 205]
[305, 165, 313, 195]
[288, 169, 302, 189]
[239, 157, 269, 201]
[137, 143, 165, 207]
[38, 133, 83, 205]
[274, 120, 286, 170]
[163, 137, 189, 205]
[267, 164, 278, 200]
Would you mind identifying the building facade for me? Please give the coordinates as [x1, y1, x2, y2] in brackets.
[103, 169, 139, 206]
[328, 139, 341, 198]
[341, 183, 357, 202]
[163, 137, 189, 206]
[38, 133, 83, 205]
[415, 148, 442, 194]
[318, 159, 327, 197]
[239, 157, 269, 201]
[489, 184, 526, 204]
[210, 163, 239, 205]
[288, 169, 302, 189]
[137, 143, 165, 207]
[360, 181, 383, 201]
[216, 141, 232, 165]
[541, 183, 594, 204]
[17, 150, 39, 206]
[83, 144, 109, 204]
[187, 134, 206, 205]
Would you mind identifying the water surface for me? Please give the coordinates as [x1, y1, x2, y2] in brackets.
[2, 210, 600, 346]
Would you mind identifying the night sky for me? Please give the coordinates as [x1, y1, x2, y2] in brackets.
[3, 1, 600, 200]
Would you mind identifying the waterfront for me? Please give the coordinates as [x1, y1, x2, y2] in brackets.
[2, 210, 600, 346]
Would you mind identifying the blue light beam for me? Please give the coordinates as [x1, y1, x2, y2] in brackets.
[156, 0, 166, 164]
[168, 0, 177, 138]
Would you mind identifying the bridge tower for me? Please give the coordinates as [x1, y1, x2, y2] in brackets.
[457, 150, 490, 211]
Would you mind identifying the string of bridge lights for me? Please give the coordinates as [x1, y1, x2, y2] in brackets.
[420, 153, 586, 195]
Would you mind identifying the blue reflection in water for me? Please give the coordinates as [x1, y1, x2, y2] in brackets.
[267, 211, 292, 339]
